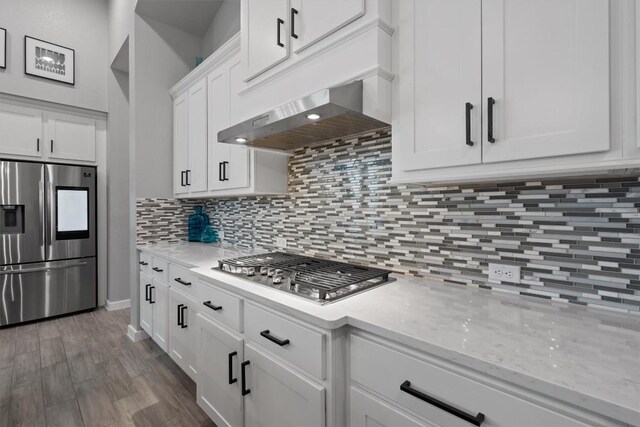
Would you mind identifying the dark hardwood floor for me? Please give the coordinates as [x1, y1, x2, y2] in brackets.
[0, 308, 215, 427]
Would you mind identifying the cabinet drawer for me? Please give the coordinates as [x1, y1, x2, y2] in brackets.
[350, 334, 588, 427]
[197, 279, 243, 332]
[151, 258, 169, 282]
[169, 264, 197, 298]
[244, 302, 325, 380]
[139, 252, 152, 274]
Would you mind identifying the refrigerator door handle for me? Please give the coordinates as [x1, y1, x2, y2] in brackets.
[0, 261, 88, 275]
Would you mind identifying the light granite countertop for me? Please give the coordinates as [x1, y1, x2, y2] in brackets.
[138, 242, 640, 425]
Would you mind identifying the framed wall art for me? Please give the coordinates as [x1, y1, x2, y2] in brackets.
[24, 36, 75, 85]
[0, 28, 6, 69]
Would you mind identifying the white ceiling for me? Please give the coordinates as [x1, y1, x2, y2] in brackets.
[135, 0, 225, 38]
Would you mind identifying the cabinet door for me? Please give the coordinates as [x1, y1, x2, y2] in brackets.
[46, 113, 96, 162]
[151, 278, 169, 351]
[139, 272, 153, 336]
[187, 79, 208, 193]
[482, 0, 610, 163]
[0, 104, 43, 158]
[242, 0, 291, 80]
[350, 387, 430, 427]
[291, 0, 364, 53]
[395, 0, 482, 172]
[208, 63, 250, 192]
[244, 344, 325, 427]
[173, 92, 190, 195]
[197, 313, 244, 427]
[208, 65, 232, 192]
[169, 288, 197, 379]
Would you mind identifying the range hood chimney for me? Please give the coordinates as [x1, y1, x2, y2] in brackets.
[217, 81, 389, 151]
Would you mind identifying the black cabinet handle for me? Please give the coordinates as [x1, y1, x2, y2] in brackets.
[180, 305, 188, 328]
[228, 351, 238, 384]
[487, 97, 496, 143]
[222, 161, 229, 181]
[37, 138, 40, 152]
[465, 102, 474, 147]
[145, 284, 151, 302]
[149, 286, 155, 304]
[218, 162, 223, 182]
[181, 170, 185, 187]
[177, 304, 184, 326]
[291, 8, 299, 39]
[400, 380, 485, 426]
[277, 18, 284, 47]
[152, 267, 163, 272]
[174, 277, 191, 286]
[50, 140, 54, 153]
[260, 330, 290, 347]
[185, 170, 191, 186]
[139, 261, 148, 266]
[241, 360, 251, 396]
[203, 301, 222, 311]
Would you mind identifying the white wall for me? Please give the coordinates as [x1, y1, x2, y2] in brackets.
[108, 0, 135, 65]
[202, 0, 240, 58]
[0, 0, 108, 112]
[132, 14, 202, 198]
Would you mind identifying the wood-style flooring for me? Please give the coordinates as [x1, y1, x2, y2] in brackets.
[0, 308, 215, 427]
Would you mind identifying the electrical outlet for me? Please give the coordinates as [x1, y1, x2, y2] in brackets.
[218, 230, 225, 241]
[275, 237, 287, 249]
[488, 263, 521, 284]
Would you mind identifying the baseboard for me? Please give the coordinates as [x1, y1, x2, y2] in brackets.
[105, 298, 131, 311]
[127, 324, 149, 342]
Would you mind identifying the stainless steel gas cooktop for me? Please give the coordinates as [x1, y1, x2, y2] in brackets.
[216, 252, 394, 304]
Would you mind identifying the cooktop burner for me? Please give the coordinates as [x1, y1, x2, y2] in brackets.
[216, 252, 393, 304]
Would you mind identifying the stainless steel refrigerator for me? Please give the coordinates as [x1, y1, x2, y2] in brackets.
[0, 160, 97, 326]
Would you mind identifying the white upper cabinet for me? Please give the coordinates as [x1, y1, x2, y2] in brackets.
[170, 40, 288, 199]
[290, 0, 365, 53]
[637, 0, 640, 149]
[208, 61, 250, 193]
[46, 113, 97, 163]
[187, 78, 208, 193]
[173, 79, 209, 196]
[0, 104, 43, 158]
[392, 0, 623, 184]
[481, 0, 610, 163]
[395, 0, 482, 171]
[173, 92, 189, 195]
[242, 0, 291, 81]
[0, 104, 98, 164]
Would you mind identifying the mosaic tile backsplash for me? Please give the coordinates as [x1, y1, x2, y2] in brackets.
[137, 128, 640, 313]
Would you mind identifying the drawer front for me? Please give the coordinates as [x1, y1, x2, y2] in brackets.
[197, 279, 243, 332]
[151, 258, 169, 283]
[139, 252, 152, 274]
[350, 334, 588, 427]
[169, 264, 197, 299]
[244, 302, 325, 380]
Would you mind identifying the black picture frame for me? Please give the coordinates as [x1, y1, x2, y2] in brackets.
[24, 35, 75, 85]
[0, 28, 6, 69]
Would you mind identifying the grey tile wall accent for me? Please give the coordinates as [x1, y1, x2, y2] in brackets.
[137, 128, 640, 313]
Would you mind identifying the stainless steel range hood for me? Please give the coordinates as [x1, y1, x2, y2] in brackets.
[217, 81, 389, 151]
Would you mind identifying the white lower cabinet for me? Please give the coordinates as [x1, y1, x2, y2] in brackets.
[350, 387, 428, 427]
[169, 287, 198, 380]
[139, 272, 153, 335]
[350, 333, 596, 427]
[138, 269, 169, 351]
[243, 343, 325, 427]
[197, 312, 244, 427]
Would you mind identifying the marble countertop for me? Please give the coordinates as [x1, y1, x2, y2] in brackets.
[138, 242, 640, 425]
